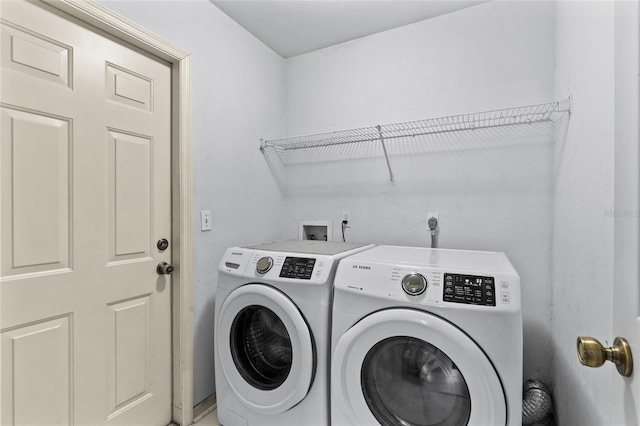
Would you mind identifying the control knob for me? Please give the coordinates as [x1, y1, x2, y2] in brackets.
[402, 273, 427, 296]
[256, 257, 274, 274]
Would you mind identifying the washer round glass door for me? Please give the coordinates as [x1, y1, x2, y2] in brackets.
[331, 309, 507, 425]
[230, 304, 293, 390]
[218, 284, 315, 415]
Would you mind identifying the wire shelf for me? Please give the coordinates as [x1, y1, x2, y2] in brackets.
[261, 100, 570, 181]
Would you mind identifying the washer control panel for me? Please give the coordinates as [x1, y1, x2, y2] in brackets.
[279, 257, 316, 280]
[443, 273, 495, 306]
[220, 243, 375, 287]
[246, 251, 328, 282]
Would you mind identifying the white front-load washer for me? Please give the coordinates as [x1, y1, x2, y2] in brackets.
[331, 245, 522, 426]
[215, 240, 374, 426]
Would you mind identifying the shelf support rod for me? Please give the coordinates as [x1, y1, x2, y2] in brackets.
[377, 125, 394, 181]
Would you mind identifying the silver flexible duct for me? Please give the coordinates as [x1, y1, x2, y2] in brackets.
[522, 380, 554, 425]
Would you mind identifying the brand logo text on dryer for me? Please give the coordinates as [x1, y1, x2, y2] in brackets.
[352, 265, 371, 270]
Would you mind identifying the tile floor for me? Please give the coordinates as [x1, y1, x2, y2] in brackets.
[194, 409, 221, 426]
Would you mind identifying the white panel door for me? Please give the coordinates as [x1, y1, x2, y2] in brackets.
[612, 1, 639, 424]
[0, 1, 172, 424]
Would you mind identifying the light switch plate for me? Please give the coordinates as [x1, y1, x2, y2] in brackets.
[200, 210, 212, 231]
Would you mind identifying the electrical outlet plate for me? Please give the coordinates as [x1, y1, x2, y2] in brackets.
[342, 211, 351, 228]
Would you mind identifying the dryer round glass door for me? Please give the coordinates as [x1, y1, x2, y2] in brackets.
[331, 309, 506, 426]
[218, 284, 316, 415]
[361, 336, 471, 425]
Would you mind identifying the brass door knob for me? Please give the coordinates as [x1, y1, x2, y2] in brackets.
[577, 336, 633, 377]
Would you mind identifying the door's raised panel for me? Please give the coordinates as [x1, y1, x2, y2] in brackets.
[106, 295, 153, 418]
[1, 106, 71, 277]
[0, 21, 71, 88]
[107, 129, 152, 264]
[106, 63, 152, 112]
[1, 315, 73, 426]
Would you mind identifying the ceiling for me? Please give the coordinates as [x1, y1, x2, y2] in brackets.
[211, 1, 487, 58]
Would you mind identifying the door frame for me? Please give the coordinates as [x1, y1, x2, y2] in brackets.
[39, 1, 194, 424]
[613, 0, 639, 423]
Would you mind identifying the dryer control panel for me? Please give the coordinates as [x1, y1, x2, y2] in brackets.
[443, 273, 495, 306]
[333, 246, 521, 313]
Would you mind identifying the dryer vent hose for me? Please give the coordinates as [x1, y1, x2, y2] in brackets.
[522, 380, 554, 425]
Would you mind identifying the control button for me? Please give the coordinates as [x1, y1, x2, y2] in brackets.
[402, 273, 427, 296]
[501, 292, 510, 303]
[256, 257, 274, 274]
[500, 281, 509, 288]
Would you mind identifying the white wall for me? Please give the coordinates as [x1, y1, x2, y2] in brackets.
[285, 2, 555, 135]
[552, 2, 615, 424]
[98, 0, 286, 405]
[283, 1, 556, 384]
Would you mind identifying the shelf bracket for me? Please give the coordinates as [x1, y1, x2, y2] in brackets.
[377, 125, 394, 181]
[558, 96, 572, 115]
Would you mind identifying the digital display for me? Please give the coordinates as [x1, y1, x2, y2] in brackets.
[279, 257, 316, 280]
[443, 273, 495, 306]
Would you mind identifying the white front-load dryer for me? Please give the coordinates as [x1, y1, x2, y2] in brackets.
[215, 240, 374, 426]
[331, 245, 522, 426]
